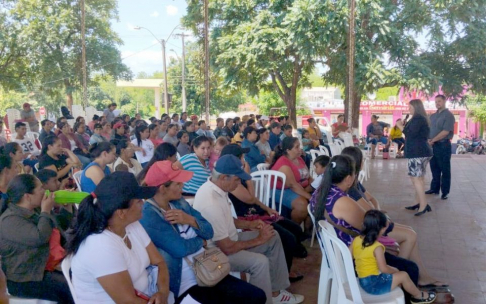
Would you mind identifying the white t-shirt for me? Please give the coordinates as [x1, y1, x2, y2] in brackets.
[71, 221, 151, 304]
[13, 137, 40, 156]
[69, 139, 77, 151]
[193, 181, 238, 248]
[131, 138, 154, 164]
[311, 174, 323, 189]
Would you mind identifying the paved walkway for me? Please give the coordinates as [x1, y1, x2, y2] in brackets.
[288, 154, 486, 303]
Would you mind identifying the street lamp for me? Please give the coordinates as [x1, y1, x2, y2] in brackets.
[134, 25, 182, 116]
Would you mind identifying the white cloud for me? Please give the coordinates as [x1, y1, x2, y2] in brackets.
[121, 49, 179, 75]
[150, 11, 159, 17]
[166, 5, 178, 16]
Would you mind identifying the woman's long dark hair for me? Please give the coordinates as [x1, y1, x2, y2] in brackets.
[1, 174, 36, 214]
[134, 125, 148, 147]
[0, 142, 21, 158]
[41, 135, 59, 155]
[314, 155, 355, 222]
[66, 192, 132, 255]
[361, 210, 388, 248]
[136, 143, 177, 184]
[89, 142, 114, 158]
[409, 99, 430, 126]
[270, 136, 299, 169]
[341, 146, 363, 174]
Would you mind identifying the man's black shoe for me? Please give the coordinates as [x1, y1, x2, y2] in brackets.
[441, 194, 448, 200]
[425, 190, 439, 195]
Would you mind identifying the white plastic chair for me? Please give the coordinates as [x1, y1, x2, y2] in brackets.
[318, 221, 405, 304]
[307, 209, 333, 304]
[328, 143, 341, 156]
[250, 170, 286, 214]
[309, 150, 324, 179]
[8, 296, 56, 304]
[388, 142, 398, 159]
[339, 132, 354, 147]
[307, 204, 318, 248]
[256, 163, 270, 171]
[318, 145, 330, 156]
[61, 255, 77, 303]
[73, 171, 82, 192]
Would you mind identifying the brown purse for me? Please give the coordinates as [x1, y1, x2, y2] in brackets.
[147, 200, 230, 287]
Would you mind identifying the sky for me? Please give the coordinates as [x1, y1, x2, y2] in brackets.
[111, 0, 191, 76]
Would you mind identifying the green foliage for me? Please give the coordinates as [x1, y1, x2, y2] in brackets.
[1, 0, 132, 105]
[183, 0, 333, 125]
[375, 86, 399, 101]
[466, 94, 486, 123]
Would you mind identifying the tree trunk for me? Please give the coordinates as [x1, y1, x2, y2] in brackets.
[285, 95, 297, 128]
[352, 92, 360, 129]
[64, 79, 73, 111]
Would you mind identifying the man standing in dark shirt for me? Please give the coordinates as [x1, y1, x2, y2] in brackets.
[426, 95, 455, 200]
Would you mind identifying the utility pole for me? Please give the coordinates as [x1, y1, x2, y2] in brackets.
[80, 0, 88, 109]
[162, 39, 169, 115]
[346, 0, 356, 128]
[203, 0, 210, 122]
[175, 33, 190, 112]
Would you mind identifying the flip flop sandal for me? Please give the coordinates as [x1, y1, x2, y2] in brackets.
[411, 291, 436, 304]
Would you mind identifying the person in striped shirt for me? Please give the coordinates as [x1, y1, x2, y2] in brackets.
[175, 136, 212, 196]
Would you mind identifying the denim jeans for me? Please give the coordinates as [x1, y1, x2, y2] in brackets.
[359, 273, 393, 295]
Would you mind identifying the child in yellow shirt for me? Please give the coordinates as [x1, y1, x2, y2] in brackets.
[351, 210, 436, 304]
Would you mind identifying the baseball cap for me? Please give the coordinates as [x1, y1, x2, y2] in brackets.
[23, 102, 31, 108]
[220, 144, 250, 158]
[214, 155, 251, 181]
[145, 161, 194, 187]
[372, 114, 379, 119]
[190, 115, 198, 120]
[260, 115, 269, 120]
[94, 171, 157, 202]
[113, 122, 126, 129]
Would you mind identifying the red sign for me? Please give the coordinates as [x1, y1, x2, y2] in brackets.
[39, 107, 46, 116]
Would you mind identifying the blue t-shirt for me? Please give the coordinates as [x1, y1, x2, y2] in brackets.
[80, 162, 111, 193]
[180, 153, 210, 195]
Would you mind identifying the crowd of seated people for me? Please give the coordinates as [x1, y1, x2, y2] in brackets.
[0, 107, 451, 304]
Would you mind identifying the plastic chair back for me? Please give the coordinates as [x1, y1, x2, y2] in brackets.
[61, 255, 77, 303]
[310, 216, 333, 304]
[328, 143, 341, 156]
[309, 150, 324, 179]
[256, 163, 270, 171]
[318, 145, 330, 156]
[250, 170, 286, 213]
[339, 133, 354, 147]
[73, 171, 82, 192]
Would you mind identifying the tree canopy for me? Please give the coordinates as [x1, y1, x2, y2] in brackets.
[184, 0, 486, 127]
[0, 0, 131, 109]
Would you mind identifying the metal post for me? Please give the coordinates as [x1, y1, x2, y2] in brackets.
[80, 0, 88, 109]
[181, 34, 187, 112]
[162, 39, 169, 115]
[203, 0, 210, 122]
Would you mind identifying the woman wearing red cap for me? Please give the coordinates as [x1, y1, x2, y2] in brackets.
[140, 161, 266, 304]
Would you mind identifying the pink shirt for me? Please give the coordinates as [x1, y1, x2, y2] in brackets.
[272, 156, 310, 189]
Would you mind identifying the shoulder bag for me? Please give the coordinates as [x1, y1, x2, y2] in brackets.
[147, 200, 230, 287]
